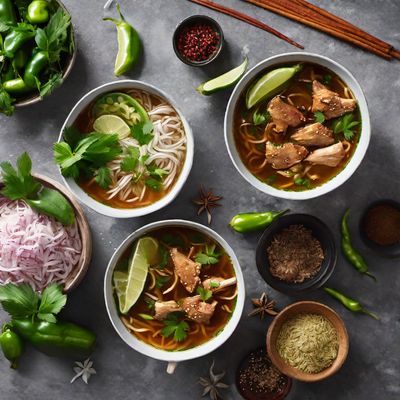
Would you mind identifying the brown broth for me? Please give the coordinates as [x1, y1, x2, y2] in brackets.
[114, 227, 237, 351]
[234, 62, 361, 191]
[74, 89, 185, 208]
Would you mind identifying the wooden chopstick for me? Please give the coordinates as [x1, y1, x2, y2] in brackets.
[187, 0, 304, 49]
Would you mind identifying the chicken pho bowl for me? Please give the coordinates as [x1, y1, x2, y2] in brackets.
[56, 80, 193, 217]
[104, 220, 245, 369]
[225, 53, 370, 200]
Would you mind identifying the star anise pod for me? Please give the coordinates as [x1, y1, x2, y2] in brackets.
[248, 292, 278, 319]
[199, 361, 229, 400]
[193, 186, 223, 225]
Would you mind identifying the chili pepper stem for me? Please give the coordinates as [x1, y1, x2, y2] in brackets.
[364, 271, 377, 282]
[361, 309, 379, 320]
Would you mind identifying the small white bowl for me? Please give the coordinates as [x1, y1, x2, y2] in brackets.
[224, 52, 370, 200]
[57, 80, 194, 218]
[104, 220, 245, 373]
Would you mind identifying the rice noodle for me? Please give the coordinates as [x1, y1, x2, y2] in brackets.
[104, 90, 186, 204]
[0, 198, 82, 291]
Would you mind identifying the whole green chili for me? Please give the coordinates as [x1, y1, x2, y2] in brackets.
[3, 29, 36, 55]
[229, 209, 289, 233]
[341, 208, 376, 281]
[0, 327, 23, 369]
[3, 77, 30, 94]
[0, 0, 17, 25]
[23, 50, 49, 88]
[103, 3, 140, 76]
[27, 0, 49, 24]
[324, 287, 379, 320]
[10, 319, 96, 358]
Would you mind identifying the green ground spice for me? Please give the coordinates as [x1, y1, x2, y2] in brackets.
[276, 313, 338, 374]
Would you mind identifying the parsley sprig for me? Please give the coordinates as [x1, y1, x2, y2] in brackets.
[0, 283, 67, 323]
[332, 113, 360, 141]
[161, 312, 189, 342]
[194, 244, 221, 265]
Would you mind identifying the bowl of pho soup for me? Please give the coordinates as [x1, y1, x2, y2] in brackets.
[224, 52, 370, 200]
[104, 220, 245, 372]
[56, 80, 193, 217]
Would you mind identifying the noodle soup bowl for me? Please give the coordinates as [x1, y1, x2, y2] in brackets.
[224, 52, 370, 200]
[58, 80, 194, 218]
[104, 220, 245, 373]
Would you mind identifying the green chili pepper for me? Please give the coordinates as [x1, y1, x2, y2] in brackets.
[13, 47, 29, 69]
[26, 0, 49, 24]
[3, 29, 36, 55]
[341, 209, 376, 281]
[23, 50, 48, 89]
[229, 209, 289, 233]
[10, 319, 96, 358]
[103, 3, 140, 76]
[0, 328, 23, 369]
[0, 0, 17, 25]
[3, 77, 30, 94]
[324, 287, 379, 320]
[2, 63, 15, 81]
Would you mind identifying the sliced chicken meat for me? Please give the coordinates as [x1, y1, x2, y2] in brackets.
[312, 80, 356, 119]
[265, 141, 308, 170]
[291, 122, 335, 147]
[305, 142, 345, 167]
[202, 277, 237, 292]
[267, 96, 306, 133]
[180, 296, 217, 324]
[170, 248, 201, 293]
[154, 300, 182, 321]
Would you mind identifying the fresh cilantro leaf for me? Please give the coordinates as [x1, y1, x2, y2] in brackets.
[332, 113, 360, 141]
[265, 175, 277, 185]
[253, 108, 270, 126]
[140, 154, 149, 164]
[145, 298, 155, 310]
[194, 244, 220, 265]
[155, 276, 170, 289]
[145, 178, 162, 191]
[53, 142, 79, 179]
[0, 283, 39, 319]
[131, 121, 154, 145]
[37, 284, 67, 322]
[39, 73, 63, 97]
[121, 146, 140, 172]
[157, 246, 169, 269]
[161, 312, 189, 342]
[314, 111, 325, 123]
[147, 164, 168, 180]
[294, 177, 311, 189]
[209, 281, 220, 288]
[322, 74, 332, 85]
[95, 166, 112, 189]
[0, 88, 15, 116]
[196, 287, 213, 302]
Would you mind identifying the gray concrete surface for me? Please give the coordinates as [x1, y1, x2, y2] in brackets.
[0, 0, 399, 399]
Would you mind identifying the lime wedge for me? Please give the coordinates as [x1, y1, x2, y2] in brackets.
[246, 64, 302, 109]
[118, 237, 159, 314]
[93, 114, 131, 139]
[113, 270, 128, 311]
[196, 57, 248, 95]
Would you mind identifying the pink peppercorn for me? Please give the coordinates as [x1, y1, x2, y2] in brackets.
[177, 23, 220, 62]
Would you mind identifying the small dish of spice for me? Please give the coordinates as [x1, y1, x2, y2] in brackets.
[360, 199, 400, 258]
[267, 301, 349, 382]
[256, 214, 336, 295]
[172, 15, 224, 66]
[236, 347, 292, 400]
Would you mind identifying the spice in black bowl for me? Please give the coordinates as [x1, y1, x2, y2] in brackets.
[173, 15, 223, 66]
[236, 347, 292, 400]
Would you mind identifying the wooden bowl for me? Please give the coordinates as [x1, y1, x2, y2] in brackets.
[267, 301, 349, 382]
[32, 174, 92, 292]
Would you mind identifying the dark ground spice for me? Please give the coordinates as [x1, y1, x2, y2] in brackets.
[363, 204, 400, 246]
[267, 224, 324, 283]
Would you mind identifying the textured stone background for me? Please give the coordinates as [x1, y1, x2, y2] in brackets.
[0, 0, 399, 399]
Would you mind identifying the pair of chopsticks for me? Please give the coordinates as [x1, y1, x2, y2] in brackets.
[187, 0, 304, 49]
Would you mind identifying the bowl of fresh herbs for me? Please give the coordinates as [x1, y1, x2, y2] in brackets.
[0, 0, 76, 116]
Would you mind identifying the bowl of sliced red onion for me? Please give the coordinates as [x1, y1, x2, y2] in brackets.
[0, 174, 92, 293]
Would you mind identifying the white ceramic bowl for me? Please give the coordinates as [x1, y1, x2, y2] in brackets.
[58, 80, 194, 218]
[224, 52, 370, 200]
[104, 220, 245, 373]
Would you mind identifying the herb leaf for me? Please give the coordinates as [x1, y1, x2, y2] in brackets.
[145, 178, 162, 191]
[265, 175, 277, 185]
[155, 276, 170, 289]
[194, 244, 220, 265]
[0, 283, 39, 319]
[294, 177, 311, 189]
[147, 164, 168, 180]
[121, 146, 140, 172]
[0, 88, 15, 116]
[196, 287, 213, 302]
[253, 108, 270, 126]
[210, 281, 220, 288]
[131, 121, 154, 145]
[95, 166, 112, 189]
[38, 284, 67, 322]
[161, 312, 189, 342]
[39, 73, 63, 98]
[314, 111, 325, 123]
[332, 113, 360, 141]
[157, 246, 169, 269]
[322, 74, 332, 85]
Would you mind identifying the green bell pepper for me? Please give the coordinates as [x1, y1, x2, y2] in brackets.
[27, 0, 49, 24]
[0, 0, 17, 25]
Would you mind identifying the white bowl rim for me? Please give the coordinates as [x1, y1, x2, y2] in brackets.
[104, 219, 245, 363]
[57, 79, 194, 217]
[224, 52, 371, 200]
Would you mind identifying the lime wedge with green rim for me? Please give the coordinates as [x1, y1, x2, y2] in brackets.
[246, 64, 302, 109]
[196, 57, 248, 96]
[118, 237, 159, 314]
[113, 270, 128, 311]
[93, 114, 131, 139]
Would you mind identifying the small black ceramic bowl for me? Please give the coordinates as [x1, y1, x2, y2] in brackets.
[256, 214, 336, 295]
[172, 15, 224, 66]
[359, 199, 400, 258]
